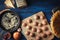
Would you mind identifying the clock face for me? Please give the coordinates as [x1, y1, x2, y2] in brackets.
[1, 11, 20, 32]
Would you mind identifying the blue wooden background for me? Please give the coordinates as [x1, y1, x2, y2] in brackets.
[0, 0, 60, 40]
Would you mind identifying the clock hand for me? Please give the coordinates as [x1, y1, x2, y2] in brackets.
[7, 15, 15, 23]
[5, 15, 10, 19]
[10, 15, 15, 19]
[5, 14, 11, 22]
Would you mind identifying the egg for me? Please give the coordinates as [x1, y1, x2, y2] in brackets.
[13, 32, 21, 40]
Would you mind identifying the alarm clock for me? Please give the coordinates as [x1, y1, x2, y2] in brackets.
[0, 9, 20, 32]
